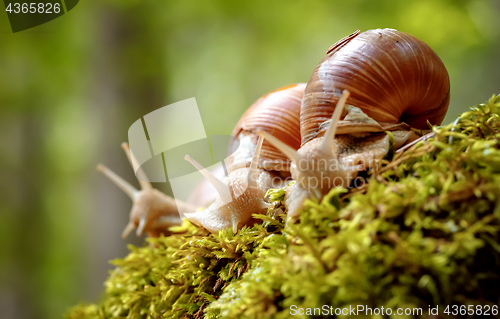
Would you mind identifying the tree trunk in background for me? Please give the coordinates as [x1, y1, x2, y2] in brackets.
[2, 115, 45, 319]
[84, 1, 170, 304]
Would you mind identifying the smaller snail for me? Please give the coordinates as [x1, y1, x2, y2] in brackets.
[180, 84, 305, 233]
[97, 143, 197, 238]
[183, 136, 274, 233]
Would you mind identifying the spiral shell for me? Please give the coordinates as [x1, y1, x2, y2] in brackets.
[300, 28, 450, 145]
[229, 83, 305, 171]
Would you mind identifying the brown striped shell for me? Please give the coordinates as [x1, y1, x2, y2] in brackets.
[229, 83, 305, 171]
[300, 28, 450, 145]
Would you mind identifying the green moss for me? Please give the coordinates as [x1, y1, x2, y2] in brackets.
[67, 94, 500, 319]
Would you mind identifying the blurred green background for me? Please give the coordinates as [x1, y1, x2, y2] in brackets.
[0, 0, 498, 318]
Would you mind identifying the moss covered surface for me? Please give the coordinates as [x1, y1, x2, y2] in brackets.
[67, 95, 500, 318]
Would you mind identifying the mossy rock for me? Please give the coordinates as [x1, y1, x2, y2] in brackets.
[67, 94, 500, 319]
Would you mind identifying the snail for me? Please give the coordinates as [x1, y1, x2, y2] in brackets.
[98, 84, 305, 236]
[259, 28, 450, 219]
[97, 143, 197, 238]
[301, 29, 449, 144]
[183, 84, 306, 232]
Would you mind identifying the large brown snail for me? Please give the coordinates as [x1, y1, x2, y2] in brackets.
[98, 28, 450, 235]
[259, 28, 450, 219]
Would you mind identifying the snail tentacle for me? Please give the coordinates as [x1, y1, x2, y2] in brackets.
[319, 89, 350, 154]
[184, 155, 232, 205]
[96, 163, 138, 200]
[256, 130, 304, 164]
[121, 142, 152, 191]
[121, 221, 136, 239]
[120, 142, 155, 236]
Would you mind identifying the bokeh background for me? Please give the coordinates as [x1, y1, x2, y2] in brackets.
[0, 0, 499, 318]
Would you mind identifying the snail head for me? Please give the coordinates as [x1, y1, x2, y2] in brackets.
[183, 136, 273, 233]
[97, 143, 193, 238]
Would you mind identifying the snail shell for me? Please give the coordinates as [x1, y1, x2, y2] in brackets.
[301, 28, 450, 145]
[228, 83, 305, 172]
